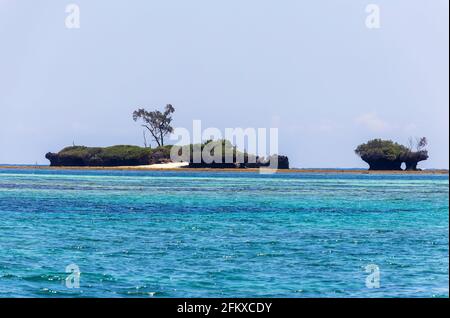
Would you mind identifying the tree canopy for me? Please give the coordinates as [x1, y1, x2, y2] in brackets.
[355, 139, 409, 161]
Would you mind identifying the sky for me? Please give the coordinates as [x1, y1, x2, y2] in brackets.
[0, 0, 448, 168]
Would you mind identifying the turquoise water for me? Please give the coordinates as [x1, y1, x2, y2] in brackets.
[0, 169, 448, 298]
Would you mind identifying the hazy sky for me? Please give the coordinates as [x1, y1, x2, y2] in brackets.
[0, 0, 448, 168]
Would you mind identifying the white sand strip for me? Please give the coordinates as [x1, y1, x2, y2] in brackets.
[130, 162, 189, 169]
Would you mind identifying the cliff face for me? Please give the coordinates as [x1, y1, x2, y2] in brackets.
[360, 151, 429, 171]
[402, 151, 429, 171]
[273, 155, 290, 169]
[187, 155, 290, 169]
[360, 157, 403, 171]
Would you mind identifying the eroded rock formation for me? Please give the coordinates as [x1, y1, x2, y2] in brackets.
[355, 139, 429, 171]
[402, 150, 429, 171]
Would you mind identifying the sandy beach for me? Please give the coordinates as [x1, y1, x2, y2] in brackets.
[117, 162, 190, 170]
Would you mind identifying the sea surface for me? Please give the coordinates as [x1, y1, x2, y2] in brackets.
[0, 169, 448, 298]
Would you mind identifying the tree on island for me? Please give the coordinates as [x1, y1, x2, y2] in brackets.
[133, 104, 175, 147]
[355, 138, 429, 171]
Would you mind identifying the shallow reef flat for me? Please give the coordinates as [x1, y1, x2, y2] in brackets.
[0, 165, 448, 175]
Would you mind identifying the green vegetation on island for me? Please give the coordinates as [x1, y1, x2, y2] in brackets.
[174, 139, 289, 169]
[46, 145, 172, 167]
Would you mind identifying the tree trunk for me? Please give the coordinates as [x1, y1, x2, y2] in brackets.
[159, 130, 164, 147]
[143, 125, 161, 147]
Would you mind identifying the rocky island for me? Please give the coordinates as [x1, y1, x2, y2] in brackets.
[45, 140, 290, 169]
[46, 105, 289, 169]
[355, 138, 429, 171]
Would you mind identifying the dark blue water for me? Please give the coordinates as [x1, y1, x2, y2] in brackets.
[0, 169, 448, 297]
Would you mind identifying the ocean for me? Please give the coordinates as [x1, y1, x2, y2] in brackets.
[0, 169, 448, 297]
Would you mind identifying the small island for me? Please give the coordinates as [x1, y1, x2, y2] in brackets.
[355, 138, 429, 171]
[45, 140, 290, 169]
[45, 105, 290, 169]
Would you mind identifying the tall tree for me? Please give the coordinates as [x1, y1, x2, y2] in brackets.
[133, 104, 175, 147]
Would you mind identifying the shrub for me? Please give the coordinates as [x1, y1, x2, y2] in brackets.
[46, 145, 170, 166]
